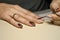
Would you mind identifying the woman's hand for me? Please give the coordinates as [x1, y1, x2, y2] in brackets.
[0, 3, 44, 28]
[48, 0, 60, 26]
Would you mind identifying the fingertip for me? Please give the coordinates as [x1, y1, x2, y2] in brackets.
[47, 14, 57, 18]
[47, 14, 53, 18]
[29, 21, 35, 27]
[17, 23, 23, 29]
[56, 12, 60, 16]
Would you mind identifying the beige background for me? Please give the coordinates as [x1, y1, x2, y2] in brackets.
[0, 10, 60, 40]
[0, 20, 60, 40]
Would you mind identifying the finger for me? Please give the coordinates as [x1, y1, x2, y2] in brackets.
[13, 5, 40, 18]
[12, 14, 35, 27]
[48, 14, 60, 21]
[50, 2, 60, 12]
[53, 21, 60, 26]
[17, 13, 43, 24]
[10, 8, 43, 24]
[56, 12, 60, 16]
[4, 16, 23, 28]
[19, 13, 43, 24]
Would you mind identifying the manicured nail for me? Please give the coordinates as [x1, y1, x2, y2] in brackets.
[29, 21, 35, 27]
[37, 17, 44, 19]
[18, 24, 23, 28]
[37, 17, 45, 21]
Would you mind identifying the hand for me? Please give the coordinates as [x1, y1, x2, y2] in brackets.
[0, 3, 44, 28]
[48, 0, 60, 26]
[48, 13, 60, 26]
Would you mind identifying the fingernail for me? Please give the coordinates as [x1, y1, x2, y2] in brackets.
[37, 17, 44, 19]
[56, 12, 60, 14]
[37, 17, 44, 23]
[40, 18, 44, 21]
[18, 24, 23, 28]
[29, 21, 35, 27]
[56, 12, 60, 16]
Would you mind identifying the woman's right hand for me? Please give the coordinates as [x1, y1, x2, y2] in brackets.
[0, 3, 44, 29]
[48, 0, 60, 26]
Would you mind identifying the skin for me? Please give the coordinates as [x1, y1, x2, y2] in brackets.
[48, 0, 60, 26]
[0, 3, 43, 28]
[0, 0, 60, 28]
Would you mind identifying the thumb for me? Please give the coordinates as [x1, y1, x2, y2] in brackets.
[50, 2, 60, 13]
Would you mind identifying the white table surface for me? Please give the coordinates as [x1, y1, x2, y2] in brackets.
[0, 9, 60, 40]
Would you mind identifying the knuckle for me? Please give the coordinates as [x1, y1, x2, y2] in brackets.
[9, 8, 13, 11]
[6, 17, 12, 22]
[1, 15, 8, 21]
[3, 7, 11, 12]
[0, 13, 7, 19]
[2, 15, 10, 21]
